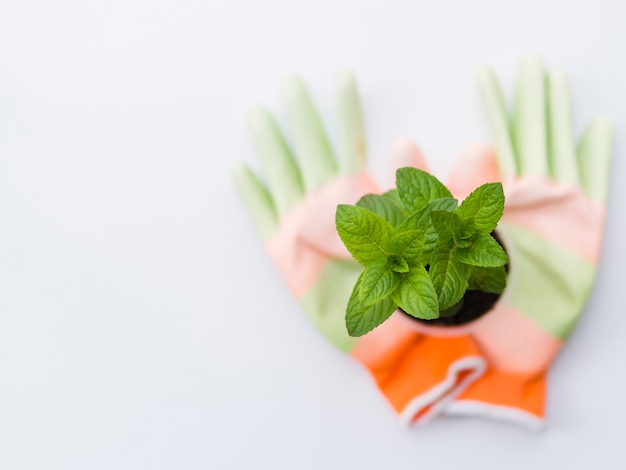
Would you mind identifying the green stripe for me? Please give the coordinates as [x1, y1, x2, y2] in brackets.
[502, 224, 596, 339]
[298, 259, 362, 352]
[336, 70, 366, 175]
[283, 75, 338, 191]
[577, 116, 613, 204]
[232, 163, 278, 242]
[476, 66, 517, 178]
[514, 56, 548, 177]
[248, 106, 304, 215]
[547, 68, 578, 184]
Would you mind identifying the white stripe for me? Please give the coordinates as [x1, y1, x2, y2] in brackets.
[444, 399, 546, 430]
[399, 356, 487, 426]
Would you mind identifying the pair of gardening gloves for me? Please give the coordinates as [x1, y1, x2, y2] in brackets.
[233, 57, 612, 428]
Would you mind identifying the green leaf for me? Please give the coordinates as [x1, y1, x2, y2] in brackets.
[346, 274, 398, 337]
[468, 266, 507, 294]
[336, 205, 396, 265]
[392, 267, 439, 320]
[460, 219, 476, 241]
[431, 210, 462, 241]
[388, 254, 409, 273]
[383, 188, 404, 207]
[388, 230, 425, 266]
[396, 168, 453, 213]
[359, 258, 399, 305]
[457, 232, 509, 267]
[455, 183, 505, 233]
[356, 190, 408, 229]
[399, 198, 458, 231]
[400, 197, 458, 261]
[429, 240, 468, 310]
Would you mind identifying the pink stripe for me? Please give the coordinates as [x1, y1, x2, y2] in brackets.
[391, 139, 430, 174]
[265, 173, 380, 299]
[502, 177, 604, 264]
[389, 301, 562, 374]
[351, 312, 419, 366]
[469, 301, 562, 373]
[265, 221, 329, 299]
[447, 144, 501, 200]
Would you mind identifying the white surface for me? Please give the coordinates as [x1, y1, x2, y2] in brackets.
[1, 1, 625, 468]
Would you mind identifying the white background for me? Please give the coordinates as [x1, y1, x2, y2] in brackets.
[1, 1, 625, 468]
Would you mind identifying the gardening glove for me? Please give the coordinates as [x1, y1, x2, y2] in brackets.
[436, 56, 612, 428]
[233, 73, 486, 424]
[354, 57, 613, 428]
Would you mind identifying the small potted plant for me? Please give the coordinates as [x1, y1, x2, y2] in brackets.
[335, 167, 509, 337]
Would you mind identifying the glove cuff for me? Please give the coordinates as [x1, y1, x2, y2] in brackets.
[351, 315, 486, 425]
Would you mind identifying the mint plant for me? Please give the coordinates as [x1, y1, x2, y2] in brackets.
[335, 167, 508, 337]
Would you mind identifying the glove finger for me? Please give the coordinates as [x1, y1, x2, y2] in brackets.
[513, 56, 549, 177]
[336, 70, 366, 175]
[476, 66, 517, 179]
[248, 106, 305, 215]
[232, 162, 279, 242]
[283, 75, 338, 191]
[577, 116, 613, 204]
[547, 68, 579, 185]
[447, 143, 501, 200]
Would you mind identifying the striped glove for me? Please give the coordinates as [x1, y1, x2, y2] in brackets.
[361, 57, 613, 428]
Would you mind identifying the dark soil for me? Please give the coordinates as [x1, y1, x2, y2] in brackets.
[411, 289, 501, 326]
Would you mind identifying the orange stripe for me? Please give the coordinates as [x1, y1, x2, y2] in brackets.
[352, 315, 480, 414]
[469, 302, 563, 373]
[456, 369, 546, 417]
